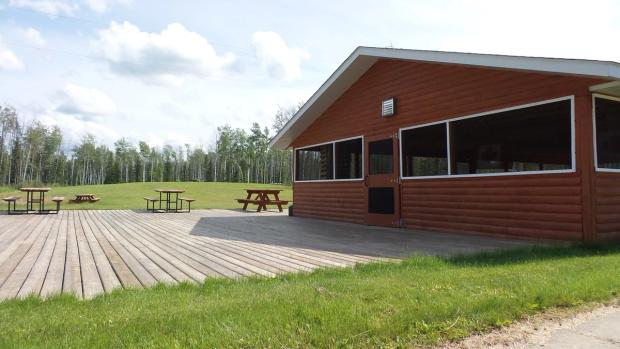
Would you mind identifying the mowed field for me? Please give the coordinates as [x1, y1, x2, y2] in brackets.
[0, 182, 291, 210]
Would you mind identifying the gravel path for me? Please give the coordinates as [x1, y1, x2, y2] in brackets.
[435, 300, 620, 349]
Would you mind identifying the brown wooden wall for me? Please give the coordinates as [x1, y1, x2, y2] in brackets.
[594, 172, 620, 240]
[401, 174, 583, 240]
[291, 59, 611, 241]
[294, 182, 365, 224]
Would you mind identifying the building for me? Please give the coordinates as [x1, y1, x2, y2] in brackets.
[269, 47, 620, 242]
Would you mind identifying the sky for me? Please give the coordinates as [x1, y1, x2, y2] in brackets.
[1, 0, 620, 151]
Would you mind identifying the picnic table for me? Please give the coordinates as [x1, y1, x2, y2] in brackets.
[155, 189, 183, 212]
[71, 194, 100, 203]
[2, 187, 64, 214]
[237, 189, 289, 212]
[20, 187, 50, 212]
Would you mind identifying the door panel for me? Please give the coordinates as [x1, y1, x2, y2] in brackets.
[364, 135, 401, 227]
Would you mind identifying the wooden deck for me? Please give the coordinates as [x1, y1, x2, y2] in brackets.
[0, 209, 531, 301]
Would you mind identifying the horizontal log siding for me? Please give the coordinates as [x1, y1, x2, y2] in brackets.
[291, 59, 609, 240]
[293, 181, 365, 224]
[594, 172, 620, 240]
[402, 174, 583, 240]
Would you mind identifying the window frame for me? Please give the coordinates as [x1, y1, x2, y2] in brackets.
[293, 135, 364, 183]
[400, 122, 449, 177]
[593, 93, 620, 173]
[399, 95, 576, 180]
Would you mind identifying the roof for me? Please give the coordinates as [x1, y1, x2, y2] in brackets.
[269, 46, 620, 149]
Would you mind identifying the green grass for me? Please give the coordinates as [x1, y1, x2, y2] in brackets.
[0, 182, 291, 210]
[0, 244, 619, 348]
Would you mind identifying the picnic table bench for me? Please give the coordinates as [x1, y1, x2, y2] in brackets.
[71, 194, 100, 203]
[144, 196, 159, 212]
[51, 197, 64, 212]
[2, 196, 20, 214]
[237, 189, 290, 212]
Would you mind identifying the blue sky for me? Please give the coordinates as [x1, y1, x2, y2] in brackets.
[1, 0, 619, 150]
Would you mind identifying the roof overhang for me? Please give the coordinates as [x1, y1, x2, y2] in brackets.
[269, 46, 620, 149]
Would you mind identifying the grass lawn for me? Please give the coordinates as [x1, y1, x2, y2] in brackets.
[0, 182, 291, 210]
[0, 244, 619, 348]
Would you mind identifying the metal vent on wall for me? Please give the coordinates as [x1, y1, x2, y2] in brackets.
[381, 98, 396, 117]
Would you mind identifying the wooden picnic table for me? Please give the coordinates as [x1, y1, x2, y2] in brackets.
[237, 189, 289, 212]
[72, 194, 100, 203]
[19, 187, 51, 212]
[154, 189, 185, 212]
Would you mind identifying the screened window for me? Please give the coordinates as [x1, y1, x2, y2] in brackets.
[401, 123, 448, 177]
[335, 138, 362, 179]
[451, 100, 572, 174]
[295, 144, 333, 181]
[400, 98, 574, 178]
[595, 97, 620, 170]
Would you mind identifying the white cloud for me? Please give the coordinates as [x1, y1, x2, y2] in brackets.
[8, 0, 77, 16]
[396, 0, 620, 61]
[20, 27, 46, 47]
[0, 36, 24, 71]
[54, 83, 117, 121]
[93, 21, 237, 85]
[32, 84, 120, 146]
[39, 111, 120, 146]
[251, 31, 309, 80]
[83, 0, 131, 13]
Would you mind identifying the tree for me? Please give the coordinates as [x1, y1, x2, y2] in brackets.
[272, 101, 304, 133]
[0, 103, 296, 186]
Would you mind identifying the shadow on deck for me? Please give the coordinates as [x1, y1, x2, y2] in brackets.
[187, 211, 534, 259]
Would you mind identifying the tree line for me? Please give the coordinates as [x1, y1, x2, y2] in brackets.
[0, 104, 298, 187]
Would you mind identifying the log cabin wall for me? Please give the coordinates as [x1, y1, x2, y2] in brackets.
[594, 172, 620, 240]
[291, 59, 609, 241]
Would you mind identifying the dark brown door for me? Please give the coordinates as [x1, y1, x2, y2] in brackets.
[364, 134, 401, 227]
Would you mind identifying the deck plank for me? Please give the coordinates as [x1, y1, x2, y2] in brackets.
[79, 210, 142, 290]
[95, 211, 200, 283]
[0, 214, 56, 299]
[40, 212, 69, 298]
[106, 211, 218, 280]
[17, 212, 64, 298]
[63, 211, 82, 298]
[115, 211, 276, 277]
[0, 209, 534, 301]
[73, 210, 105, 299]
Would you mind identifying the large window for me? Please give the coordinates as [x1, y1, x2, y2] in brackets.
[295, 137, 363, 181]
[335, 138, 362, 179]
[594, 96, 620, 170]
[452, 100, 572, 174]
[295, 144, 333, 181]
[400, 97, 574, 178]
[401, 123, 448, 177]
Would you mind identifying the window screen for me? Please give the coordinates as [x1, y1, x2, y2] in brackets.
[401, 123, 448, 177]
[451, 100, 572, 174]
[335, 138, 363, 179]
[595, 97, 620, 169]
[295, 144, 333, 181]
[368, 139, 393, 175]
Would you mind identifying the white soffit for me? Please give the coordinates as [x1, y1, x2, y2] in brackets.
[590, 81, 620, 98]
[269, 47, 620, 149]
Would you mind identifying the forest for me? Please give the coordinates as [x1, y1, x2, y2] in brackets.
[0, 104, 299, 187]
